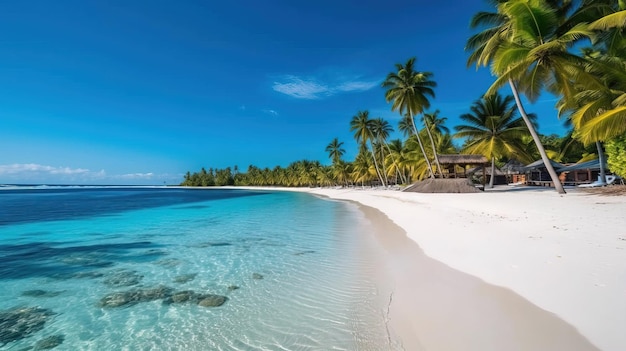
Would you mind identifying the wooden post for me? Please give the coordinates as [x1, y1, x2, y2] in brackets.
[482, 163, 486, 189]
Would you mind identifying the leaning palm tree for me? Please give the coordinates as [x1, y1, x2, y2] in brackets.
[385, 139, 408, 184]
[382, 57, 439, 178]
[467, 0, 594, 193]
[423, 110, 450, 143]
[325, 138, 345, 165]
[455, 93, 534, 188]
[371, 117, 394, 185]
[350, 111, 386, 186]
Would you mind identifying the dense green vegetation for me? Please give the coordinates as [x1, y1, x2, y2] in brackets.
[182, 0, 626, 189]
[606, 135, 626, 177]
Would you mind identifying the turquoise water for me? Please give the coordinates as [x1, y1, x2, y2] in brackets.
[0, 187, 392, 350]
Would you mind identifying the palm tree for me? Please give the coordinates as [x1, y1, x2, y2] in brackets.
[351, 150, 375, 186]
[371, 117, 393, 185]
[455, 93, 533, 188]
[325, 138, 345, 165]
[423, 110, 450, 140]
[332, 160, 352, 186]
[350, 110, 386, 186]
[382, 57, 439, 178]
[466, 0, 593, 193]
[385, 139, 408, 184]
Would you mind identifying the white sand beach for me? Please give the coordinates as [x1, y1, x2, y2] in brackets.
[282, 186, 626, 350]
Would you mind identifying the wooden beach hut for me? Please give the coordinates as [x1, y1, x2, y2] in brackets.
[402, 154, 489, 193]
[467, 165, 508, 185]
[437, 154, 489, 180]
[521, 159, 564, 187]
[558, 159, 607, 186]
[501, 159, 526, 184]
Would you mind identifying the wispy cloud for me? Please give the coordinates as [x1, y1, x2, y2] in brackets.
[0, 163, 170, 184]
[115, 172, 154, 180]
[272, 75, 378, 99]
[335, 81, 378, 93]
[273, 76, 330, 99]
[263, 109, 279, 117]
[0, 163, 92, 175]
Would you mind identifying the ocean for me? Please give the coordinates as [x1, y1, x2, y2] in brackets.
[0, 187, 393, 350]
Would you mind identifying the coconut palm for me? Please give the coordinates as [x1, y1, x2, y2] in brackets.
[332, 160, 352, 186]
[565, 3, 626, 144]
[351, 150, 375, 186]
[455, 93, 534, 188]
[350, 110, 386, 186]
[466, 0, 594, 193]
[423, 110, 450, 139]
[371, 117, 394, 185]
[385, 139, 409, 184]
[382, 57, 439, 178]
[325, 138, 345, 165]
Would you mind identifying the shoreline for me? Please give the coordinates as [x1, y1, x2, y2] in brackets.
[230, 185, 626, 351]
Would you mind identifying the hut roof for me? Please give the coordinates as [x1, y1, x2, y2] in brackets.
[559, 159, 607, 172]
[403, 178, 482, 193]
[437, 154, 489, 165]
[501, 159, 526, 174]
[468, 166, 505, 176]
[522, 159, 564, 172]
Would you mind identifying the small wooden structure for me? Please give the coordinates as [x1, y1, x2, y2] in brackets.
[437, 154, 489, 188]
[501, 159, 526, 184]
[521, 159, 564, 187]
[559, 159, 607, 186]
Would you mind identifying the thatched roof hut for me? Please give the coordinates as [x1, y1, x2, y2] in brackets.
[436, 154, 489, 186]
[403, 178, 482, 193]
[438, 154, 489, 166]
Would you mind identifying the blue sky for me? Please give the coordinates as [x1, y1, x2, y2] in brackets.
[0, 0, 569, 185]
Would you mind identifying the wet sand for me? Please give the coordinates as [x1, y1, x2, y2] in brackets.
[360, 204, 598, 351]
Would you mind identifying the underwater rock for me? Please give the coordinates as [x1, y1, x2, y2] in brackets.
[197, 294, 228, 307]
[227, 285, 239, 291]
[98, 286, 174, 308]
[69, 271, 105, 279]
[33, 334, 64, 350]
[59, 254, 113, 268]
[103, 270, 143, 287]
[293, 250, 316, 256]
[173, 273, 197, 284]
[0, 307, 55, 345]
[252, 273, 264, 280]
[21, 290, 63, 298]
[164, 291, 195, 304]
[141, 249, 169, 257]
[162, 291, 228, 307]
[190, 242, 232, 248]
[153, 258, 182, 267]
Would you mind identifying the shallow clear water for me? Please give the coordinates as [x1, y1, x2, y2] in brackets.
[0, 187, 391, 350]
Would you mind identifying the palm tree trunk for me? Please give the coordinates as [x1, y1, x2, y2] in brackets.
[384, 143, 406, 185]
[369, 141, 387, 187]
[596, 141, 607, 185]
[409, 113, 435, 178]
[489, 157, 496, 188]
[378, 143, 390, 186]
[422, 115, 444, 178]
[509, 79, 566, 194]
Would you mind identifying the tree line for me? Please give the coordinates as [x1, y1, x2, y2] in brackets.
[183, 0, 626, 191]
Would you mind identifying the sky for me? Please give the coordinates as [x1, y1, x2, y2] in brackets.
[0, 0, 570, 185]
